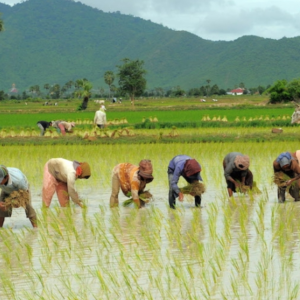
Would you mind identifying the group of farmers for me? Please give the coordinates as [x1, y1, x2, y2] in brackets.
[0, 151, 299, 228]
[37, 105, 107, 136]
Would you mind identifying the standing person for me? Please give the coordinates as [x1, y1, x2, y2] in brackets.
[223, 152, 252, 197]
[273, 151, 300, 203]
[94, 107, 107, 129]
[37, 120, 52, 136]
[42, 158, 91, 208]
[110, 160, 154, 208]
[0, 165, 37, 228]
[168, 155, 203, 209]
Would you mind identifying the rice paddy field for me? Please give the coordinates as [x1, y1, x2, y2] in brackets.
[1, 142, 300, 299]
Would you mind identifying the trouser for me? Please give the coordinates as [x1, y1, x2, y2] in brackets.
[58, 123, 66, 136]
[278, 184, 300, 203]
[97, 124, 104, 129]
[168, 173, 201, 209]
[0, 188, 37, 219]
[42, 162, 70, 207]
[110, 172, 120, 207]
[37, 123, 45, 136]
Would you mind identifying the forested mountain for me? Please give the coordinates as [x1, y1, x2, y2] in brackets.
[0, 0, 300, 92]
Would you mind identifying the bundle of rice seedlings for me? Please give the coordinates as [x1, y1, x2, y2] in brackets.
[4, 190, 29, 211]
[179, 181, 206, 196]
[123, 190, 153, 207]
[272, 172, 296, 189]
[236, 181, 261, 194]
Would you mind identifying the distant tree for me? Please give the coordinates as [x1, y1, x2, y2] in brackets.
[205, 79, 211, 96]
[0, 15, 3, 32]
[239, 82, 245, 88]
[117, 58, 146, 106]
[44, 83, 50, 97]
[267, 79, 293, 103]
[287, 79, 300, 102]
[104, 71, 115, 100]
[173, 86, 185, 97]
[0, 90, 6, 100]
[74, 79, 93, 110]
[210, 84, 219, 95]
[257, 85, 266, 95]
[51, 84, 61, 99]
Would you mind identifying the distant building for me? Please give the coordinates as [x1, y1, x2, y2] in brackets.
[227, 88, 244, 95]
[10, 83, 18, 93]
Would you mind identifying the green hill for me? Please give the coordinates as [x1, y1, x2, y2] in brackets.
[1, 0, 300, 92]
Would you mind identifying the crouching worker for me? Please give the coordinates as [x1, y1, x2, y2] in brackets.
[273, 151, 300, 203]
[0, 165, 37, 228]
[110, 160, 154, 208]
[223, 152, 253, 197]
[168, 155, 203, 209]
[42, 158, 91, 208]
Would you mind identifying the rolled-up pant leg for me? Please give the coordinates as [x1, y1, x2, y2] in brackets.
[168, 173, 176, 209]
[42, 162, 57, 207]
[110, 173, 120, 208]
[289, 184, 300, 201]
[0, 191, 12, 218]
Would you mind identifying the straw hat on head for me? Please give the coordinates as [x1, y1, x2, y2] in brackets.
[234, 155, 250, 170]
[0, 165, 8, 182]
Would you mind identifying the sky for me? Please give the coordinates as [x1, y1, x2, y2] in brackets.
[1, 0, 300, 41]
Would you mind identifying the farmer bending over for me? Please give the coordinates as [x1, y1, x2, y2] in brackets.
[223, 152, 253, 197]
[42, 158, 91, 208]
[273, 151, 300, 203]
[0, 165, 37, 228]
[51, 121, 75, 135]
[37, 120, 52, 136]
[110, 160, 154, 208]
[168, 155, 203, 209]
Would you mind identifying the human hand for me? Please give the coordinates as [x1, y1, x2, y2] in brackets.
[0, 202, 6, 212]
[285, 179, 292, 186]
[179, 192, 184, 202]
[78, 201, 84, 208]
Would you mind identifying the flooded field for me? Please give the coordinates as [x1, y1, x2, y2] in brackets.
[1, 142, 300, 299]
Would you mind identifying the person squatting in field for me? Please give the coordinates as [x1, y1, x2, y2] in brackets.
[42, 158, 91, 208]
[37, 120, 52, 136]
[223, 152, 253, 197]
[51, 120, 75, 135]
[110, 160, 154, 208]
[0, 165, 37, 228]
[167, 155, 203, 209]
[273, 151, 300, 203]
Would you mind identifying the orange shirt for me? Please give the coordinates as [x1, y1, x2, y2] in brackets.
[113, 163, 145, 201]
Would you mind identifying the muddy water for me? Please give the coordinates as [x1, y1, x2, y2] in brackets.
[1, 148, 300, 298]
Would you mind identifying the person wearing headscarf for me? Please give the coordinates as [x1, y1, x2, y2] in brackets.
[168, 155, 203, 209]
[273, 151, 300, 203]
[51, 121, 75, 135]
[42, 158, 91, 208]
[94, 107, 107, 129]
[110, 159, 154, 208]
[223, 152, 253, 197]
[0, 165, 37, 228]
[37, 120, 52, 136]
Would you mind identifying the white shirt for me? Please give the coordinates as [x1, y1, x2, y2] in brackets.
[94, 110, 107, 125]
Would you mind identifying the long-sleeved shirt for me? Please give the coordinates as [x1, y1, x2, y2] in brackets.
[37, 121, 51, 129]
[113, 163, 146, 202]
[168, 155, 202, 196]
[47, 158, 80, 205]
[273, 152, 300, 176]
[223, 152, 248, 180]
[94, 110, 107, 125]
[0, 167, 29, 194]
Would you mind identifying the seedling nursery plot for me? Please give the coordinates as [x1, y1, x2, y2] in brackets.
[1, 142, 300, 299]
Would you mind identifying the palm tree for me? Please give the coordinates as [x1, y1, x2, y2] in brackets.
[104, 71, 115, 100]
[0, 16, 3, 32]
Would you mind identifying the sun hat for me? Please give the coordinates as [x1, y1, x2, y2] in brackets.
[183, 159, 201, 177]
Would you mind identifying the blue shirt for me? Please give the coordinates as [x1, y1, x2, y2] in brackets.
[0, 167, 29, 194]
[168, 155, 202, 195]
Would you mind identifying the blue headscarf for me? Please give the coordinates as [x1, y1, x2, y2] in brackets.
[276, 152, 292, 167]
